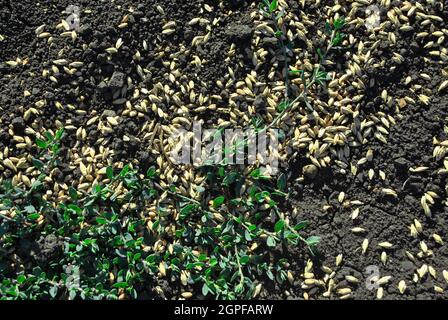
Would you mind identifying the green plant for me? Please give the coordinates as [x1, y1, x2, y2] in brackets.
[0, 129, 314, 300]
[0, 128, 64, 229]
[215, 2, 346, 162]
[259, 0, 345, 122]
[0, 130, 160, 299]
[182, 2, 347, 298]
[166, 164, 318, 299]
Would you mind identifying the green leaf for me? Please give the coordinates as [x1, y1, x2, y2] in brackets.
[145, 254, 157, 264]
[333, 18, 345, 30]
[67, 204, 82, 214]
[315, 71, 329, 86]
[217, 166, 225, 177]
[202, 283, 209, 296]
[317, 48, 324, 61]
[255, 190, 270, 203]
[251, 115, 264, 129]
[106, 166, 114, 180]
[96, 217, 107, 225]
[250, 168, 261, 178]
[51, 144, 60, 155]
[223, 171, 238, 186]
[269, 0, 278, 12]
[36, 139, 48, 149]
[317, 71, 328, 79]
[235, 283, 244, 294]
[325, 21, 332, 34]
[274, 219, 285, 233]
[32, 158, 44, 169]
[266, 236, 276, 247]
[68, 187, 78, 201]
[294, 220, 309, 231]
[133, 253, 142, 261]
[213, 195, 225, 208]
[30, 179, 43, 191]
[285, 231, 299, 241]
[274, 30, 283, 38]
[186, 262, 205, 270]
[332, 31, 344, 46]
[27, 213, 40, 221]
[17, 275, 26, 284]
[240, 255, 250, 265]
[119, 165, 130, 177]
[288, 69, 302, 76]
[55, 128, 65, 140]
[277, 100, 289, 112]
[260, 0, 270, 12]
[179, 204, 197, 220]
[277, 173, 286, 190]
[305, 236, 320, 247]
[209, 258, 218, 267]
[49, 285, 58, 298]
[44, 131, 54, 142]
[146, 167, 156, 178]
[113, 281, 128, 289]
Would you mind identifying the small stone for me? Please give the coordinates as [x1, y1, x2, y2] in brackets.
[225, 24, 253, 42]
[303, 164, 318, 180]
[108, 71, 125, 90]
[102, 109, 116, 118]
[11, 117, 25, 130]
[394, 157, 409, 173]
[254, 95, 266, 112]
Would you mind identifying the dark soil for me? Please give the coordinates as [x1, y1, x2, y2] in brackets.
[286, 89, 448, 300]
[282, 49, 448, 297]
[1, 0, 448, 300]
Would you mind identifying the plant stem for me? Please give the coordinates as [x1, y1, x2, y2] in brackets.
[272, 207, 307, 245]
[234, 245, 245, 287]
